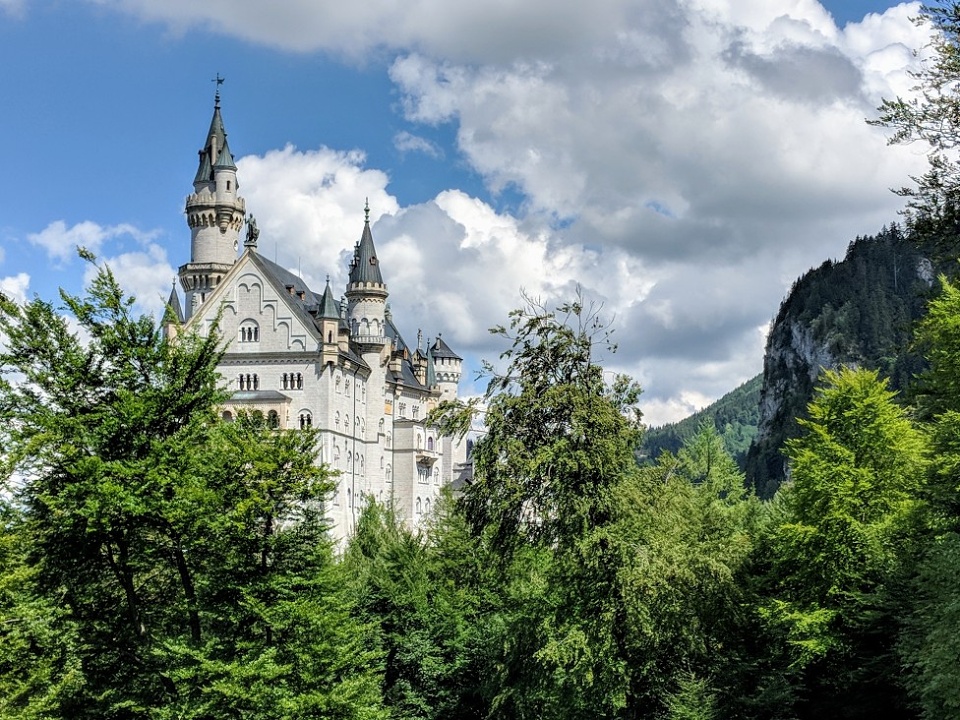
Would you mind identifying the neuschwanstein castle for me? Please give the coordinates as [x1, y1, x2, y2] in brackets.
[167, 91, 468, 539]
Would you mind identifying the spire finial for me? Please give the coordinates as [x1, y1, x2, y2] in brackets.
[212, 73, 225, 107]
[364, 198, 370, 223]
[326, 274, 331, 284]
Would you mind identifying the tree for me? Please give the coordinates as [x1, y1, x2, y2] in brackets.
[872, 2, 960, 241]
[0, 259, 385, 718]
[433, 293, 644, 719]
[760, 367, 926, 719]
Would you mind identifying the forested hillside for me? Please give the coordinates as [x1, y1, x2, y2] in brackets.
[640, 373, 761, 467]
[746, 225, 936, 496]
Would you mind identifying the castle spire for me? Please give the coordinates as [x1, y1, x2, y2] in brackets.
[180, 85, 246, 318]
[345, 201, 388, 347]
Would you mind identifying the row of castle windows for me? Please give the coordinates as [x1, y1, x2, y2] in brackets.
[282, 373, 303, 390]
[220, 408, 312, 430]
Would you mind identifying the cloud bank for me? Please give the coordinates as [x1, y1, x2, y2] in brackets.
[87, 0, 930, 423]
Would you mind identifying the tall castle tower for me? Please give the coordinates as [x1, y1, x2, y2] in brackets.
[345, 201, 388, 349]
[178, 88, 245, 317]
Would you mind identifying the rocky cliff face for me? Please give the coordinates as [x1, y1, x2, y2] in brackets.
[746, 227, 933, 497]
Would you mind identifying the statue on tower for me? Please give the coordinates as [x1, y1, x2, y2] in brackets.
[244, 214, 260, 249]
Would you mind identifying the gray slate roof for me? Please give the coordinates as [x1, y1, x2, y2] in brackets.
[348, 220, 384, 285]
[430, 335, 461, 361]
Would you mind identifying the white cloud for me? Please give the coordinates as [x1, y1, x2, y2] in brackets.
[0, 273, 30, 304]
[89, 243, 176, 319]
[101, 0, 933, 423]
[393, 131, 442, 158]
[28, 220, 160, 266]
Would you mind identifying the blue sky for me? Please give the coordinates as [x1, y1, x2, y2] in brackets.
[0, 0, 933, 424]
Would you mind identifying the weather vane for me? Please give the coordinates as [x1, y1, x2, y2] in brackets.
[212, 74, 225, 105]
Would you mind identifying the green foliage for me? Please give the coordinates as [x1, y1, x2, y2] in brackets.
[759, 367, 926, 719]
[0, 260, 385, 718]
[871, 1, 960, 240]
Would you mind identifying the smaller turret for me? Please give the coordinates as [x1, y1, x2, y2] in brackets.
[430, 335, 462, 402]
[346, 200, 388, 348]
[317, 277, 341, 366]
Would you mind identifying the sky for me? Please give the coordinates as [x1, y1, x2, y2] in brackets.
[0, 0, 936, 425]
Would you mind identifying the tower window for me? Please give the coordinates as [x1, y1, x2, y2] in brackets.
[299, 412, 312, 429]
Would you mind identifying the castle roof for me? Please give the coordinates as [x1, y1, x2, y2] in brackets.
[164, 283, 184, 325]
[348, 208, 384, 286]
[430, 335, 461, 361]
[214, 137, 237, 171]
[194, 96, 230, 183]
[317, 278, 341, 320]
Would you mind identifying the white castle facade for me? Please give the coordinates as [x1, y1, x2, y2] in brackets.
[168, 92, 468, 539]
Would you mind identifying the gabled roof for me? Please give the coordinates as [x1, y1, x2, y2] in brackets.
[348, 217, 384, 285]
[430, 335, 461, 361]
[246, 252, 368, 369]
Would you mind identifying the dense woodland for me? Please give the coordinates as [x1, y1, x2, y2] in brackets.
[2, 255, 960, 719]
[8, 2, 960, 717]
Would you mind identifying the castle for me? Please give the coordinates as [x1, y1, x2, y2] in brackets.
[168, 90, 468, 539]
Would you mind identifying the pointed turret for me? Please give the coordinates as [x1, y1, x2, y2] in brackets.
[316, 276, 342, 365]
[346, 200, 388, 348]
[430, 335, 462, 402]
[180, 87, 246, 318]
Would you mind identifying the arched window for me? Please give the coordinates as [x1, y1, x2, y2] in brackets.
[222, 410, 233, 422]
[425, 497, 431, 515]
[334, 445, 341, 464]
[416, 433, 423, 450]
[296, 373, 303, 389]
[378, 418, 384, 434]
[380, 455, 384, 470]
[335, 411, 340, 429]
[336, 375, 342, 393]
[386, 432, 392, 449]
[238, 374, 245, 390]
[239, 320, 259, 343]
[433, 467, 440, 485]
[267, 410, 279, 429]
[416, 497, 422, 515]
[299, 412, 312, 429]
[427, 437, 434, 452]
[347, 451, 352, 470]
[385, 463, 392, 482]
[345, 414, 350, 433]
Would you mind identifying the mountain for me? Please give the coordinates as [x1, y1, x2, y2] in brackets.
[745, 224, 935, 497]
[640, 374, 762, 468]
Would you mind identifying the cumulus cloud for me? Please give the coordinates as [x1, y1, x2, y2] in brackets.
[89, 243, 177, 319]
[0, 273, 30, 304]
[28, 220, 160, 266]
[92, 0, 933, 423]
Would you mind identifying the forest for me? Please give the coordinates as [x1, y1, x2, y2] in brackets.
[2, 255, 960, 720]
[7, 1, 960, 718]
